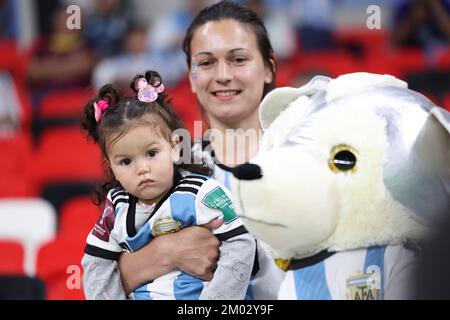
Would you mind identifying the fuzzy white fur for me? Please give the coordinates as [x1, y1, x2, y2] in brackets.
[231, 72, 445, 261]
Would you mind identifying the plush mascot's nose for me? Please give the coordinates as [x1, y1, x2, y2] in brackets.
[233, 163, 263, 180]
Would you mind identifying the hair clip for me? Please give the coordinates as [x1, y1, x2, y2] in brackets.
[93, 99, 110, 123]
[137, 78, 164, 103]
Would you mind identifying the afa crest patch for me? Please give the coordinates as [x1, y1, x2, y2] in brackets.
[153, 217, 182, 236]
[346, 265, 382, 300]
[202, 187, 237, 224]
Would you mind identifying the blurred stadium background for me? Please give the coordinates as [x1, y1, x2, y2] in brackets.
[0, 0, 449, 300]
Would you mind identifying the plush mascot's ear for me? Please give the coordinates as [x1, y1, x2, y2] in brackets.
[259, 75, 330, 131]
[395, 107, 450, 225]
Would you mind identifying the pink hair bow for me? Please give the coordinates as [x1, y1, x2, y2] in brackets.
[93, 99, 110, 123]
[136, 78, 164, 103]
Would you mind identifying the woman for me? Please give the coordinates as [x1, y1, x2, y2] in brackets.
[118, 1, 285, 299]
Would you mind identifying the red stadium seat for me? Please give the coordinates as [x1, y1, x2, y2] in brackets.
[0, 132, 37, 197]
[0, 241, 24, 274]
[30, 127, 104, 190]
[167, 80, 204, 135]
[333, 29, 389, 56]
[0, 40, 30, 81]
[0, 40, 17, 72]
[0, 199, 56, 276]
[442, 92, 450, 112]
[435, 46, 450, 70]
[293, 51, 363, 78]
[36, 234, 86, 300]
[39, 88, 94, 119]
[365, 48, 426, 78]
[59, 196, 100, 238]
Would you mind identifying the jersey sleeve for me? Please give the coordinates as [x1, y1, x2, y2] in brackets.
[195, 178, 247, 240]
[81, 254, 127, 300]
[195, 178, 256, 299]
[84, 191, 123, 261]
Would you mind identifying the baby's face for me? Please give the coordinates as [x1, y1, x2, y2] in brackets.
[107, 124, 177, 205]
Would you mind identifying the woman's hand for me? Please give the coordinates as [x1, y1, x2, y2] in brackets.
[173, 219, 223, 281]
[119, 218, 223, 294]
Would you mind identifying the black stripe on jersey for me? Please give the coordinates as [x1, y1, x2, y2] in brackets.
[184, 175, 208, 181]
[126, 196, 137, 237]
[173, 186, 199, 195]
[288, 250, 336, 270]
[215, 225, 248, 241]
[179, 179, 203, 187]
[84, 244, 121, 261]
[111, 190, 127, 201]
[252, 241, 260, 276]
[113, 199, 129, 207]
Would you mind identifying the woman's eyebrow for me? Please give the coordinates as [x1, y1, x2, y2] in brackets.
[193, 48, 250, 57]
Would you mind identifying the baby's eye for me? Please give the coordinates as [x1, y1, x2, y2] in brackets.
[120, 159, 131, 166]
[147, 150, 157, 158]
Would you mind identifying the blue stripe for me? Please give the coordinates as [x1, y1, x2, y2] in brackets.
[126, 222, 153, 252]
[173, 273, 203, 299]
[294, 261, 332, 300]
[133, 283, 152, 300]
[224, 171, 231, 190]
[363, 246, 386, 299]
[245, 276, 255, 300]
[170, 193, 197, 227]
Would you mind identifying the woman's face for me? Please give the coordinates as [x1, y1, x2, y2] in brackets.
[189, 19, 273, 126]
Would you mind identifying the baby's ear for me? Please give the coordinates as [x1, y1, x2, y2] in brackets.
[171, 135, 181, 163]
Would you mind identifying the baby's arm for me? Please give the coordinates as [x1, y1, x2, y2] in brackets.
[82, 254, 126, 300]
[200, 229, 255, 300]
[81, 196, 126, 300]
[195, 179, 256, 300]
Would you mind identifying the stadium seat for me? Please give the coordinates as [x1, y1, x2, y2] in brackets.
[333, 29, 389, 56]
[167, 80, 203, 135]
[293, 51, 363, 78]
[0, 40, 17, 73]
[0, 275, 46, 300]
[0, 241, 24, 274]
[30, 127, 104, 191]
[0, 132, 37, 197]
[442, 92, 450, 112]
[39, 88, 94, 119]
[0, 199, 57, 276]
[37, 234, 86, 300]
[365, 48, 426, 79]
[59, 196, 100, 237]
[435, 46, 450, 70]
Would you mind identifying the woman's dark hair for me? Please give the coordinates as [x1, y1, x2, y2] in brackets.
[182, 0, 277, 98]
[81, 70, 211, 205]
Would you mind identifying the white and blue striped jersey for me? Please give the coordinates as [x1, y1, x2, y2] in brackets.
[278, 244, 420, 300]
[193, 140, 286, 300]
[84, 173, 256, 300]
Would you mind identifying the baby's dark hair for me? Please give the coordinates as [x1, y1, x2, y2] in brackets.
[81, 70, 211, 204]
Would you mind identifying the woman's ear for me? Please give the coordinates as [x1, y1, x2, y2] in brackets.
[171, 135, 181, 164]
[264, 57, 276, 85]
[188, 69, 198, 94]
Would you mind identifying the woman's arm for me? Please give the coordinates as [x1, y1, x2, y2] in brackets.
[119, 220, 222, 295]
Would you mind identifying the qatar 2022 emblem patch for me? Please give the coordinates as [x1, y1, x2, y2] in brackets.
[153, 217, 182, 236]
[202, 187, 237, 224]
[346, 265, 382, 300]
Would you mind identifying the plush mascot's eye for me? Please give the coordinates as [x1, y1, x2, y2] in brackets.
[329, 145, 358, 173]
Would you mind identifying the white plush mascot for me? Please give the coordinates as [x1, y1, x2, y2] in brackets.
[231, 72, 450, 300]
